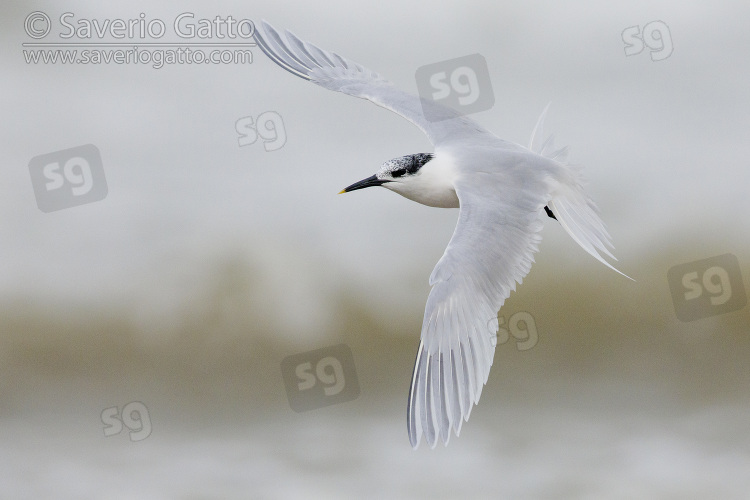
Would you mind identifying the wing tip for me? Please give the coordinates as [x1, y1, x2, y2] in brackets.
[407, 331, 494, 449]
[252, 19, 313, 81]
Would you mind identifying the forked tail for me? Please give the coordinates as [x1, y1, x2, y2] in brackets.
[530, 104, 633, 281]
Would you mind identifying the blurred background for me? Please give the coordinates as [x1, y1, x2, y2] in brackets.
[2, 0, 749, 498]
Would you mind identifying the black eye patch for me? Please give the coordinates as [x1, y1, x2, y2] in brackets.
[391, 168, 407, 178]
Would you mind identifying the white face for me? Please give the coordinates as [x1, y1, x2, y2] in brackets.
[377, 153, 459, 208]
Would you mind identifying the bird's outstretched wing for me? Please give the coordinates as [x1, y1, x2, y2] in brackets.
[407, 158, 551, 448]
[253, 20, 493, 146]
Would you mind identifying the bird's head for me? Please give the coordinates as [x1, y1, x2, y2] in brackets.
[339, 153, 434, 195]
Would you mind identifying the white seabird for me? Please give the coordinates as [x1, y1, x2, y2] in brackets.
[253, 21, 632, 449]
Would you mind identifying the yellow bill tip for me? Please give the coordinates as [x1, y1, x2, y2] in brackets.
[338, 189, 347, 194]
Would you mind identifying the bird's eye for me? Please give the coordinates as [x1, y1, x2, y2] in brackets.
[391, 168, 407, 178]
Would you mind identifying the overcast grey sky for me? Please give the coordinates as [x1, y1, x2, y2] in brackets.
[2, 0, 748, 327]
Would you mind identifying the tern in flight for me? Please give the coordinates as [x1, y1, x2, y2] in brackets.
[253, 21, 631, 449]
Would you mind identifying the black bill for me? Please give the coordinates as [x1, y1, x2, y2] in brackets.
[339, 175, 389, 194]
